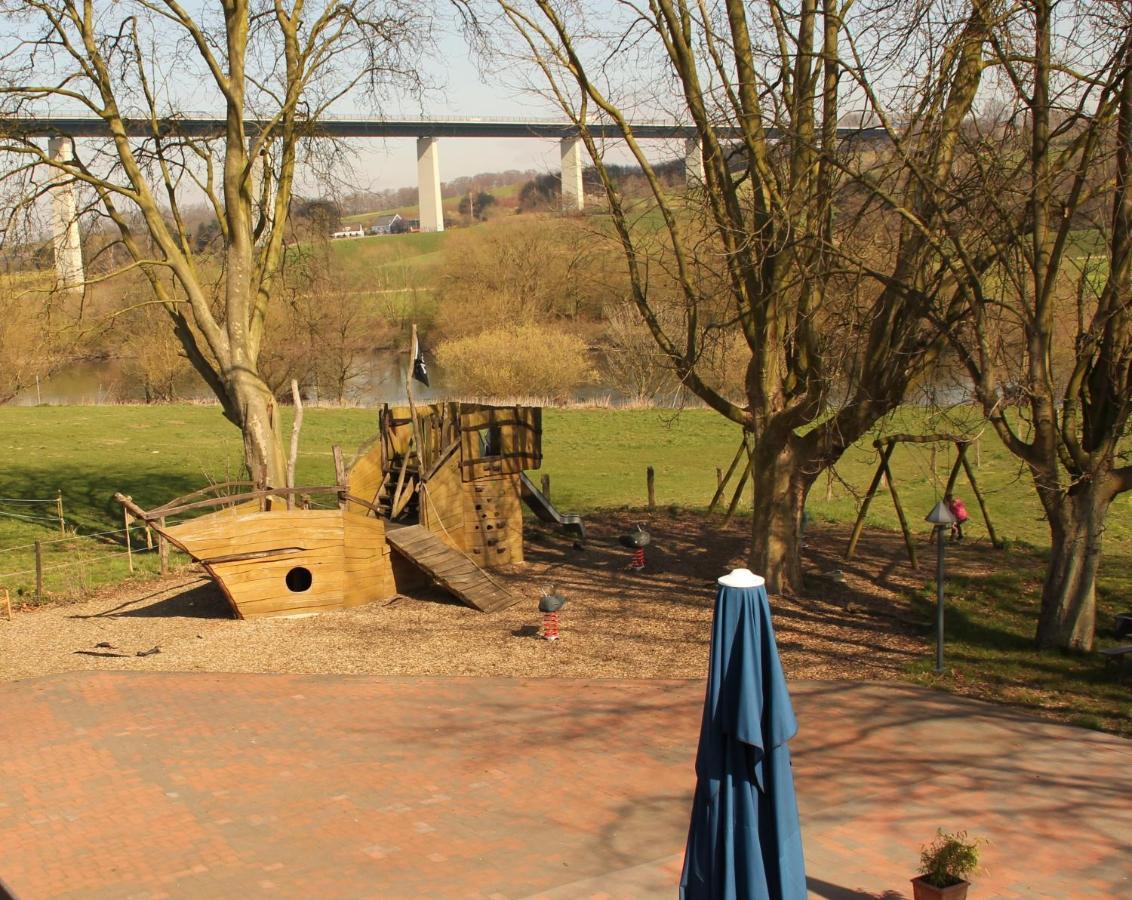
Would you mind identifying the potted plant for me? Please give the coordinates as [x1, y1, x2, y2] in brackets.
[912, 830, 980, 900]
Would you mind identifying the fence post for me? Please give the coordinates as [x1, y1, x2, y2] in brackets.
[158, 517, 169, 576]
[35, 540, 43, 602]
[3, 587, 11, 621]
[647, 466, 656, 510]
[716, 467, 723, 489]
[124, 505, 134, 574]
[56, 490, 65, 535]
[540, 474, 550, 499]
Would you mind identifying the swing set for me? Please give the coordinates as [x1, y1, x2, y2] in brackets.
[845, 433, 1002, 569]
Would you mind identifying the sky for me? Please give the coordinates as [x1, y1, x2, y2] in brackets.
[338, 35, 567, 191]
[308, 15, 657, 194]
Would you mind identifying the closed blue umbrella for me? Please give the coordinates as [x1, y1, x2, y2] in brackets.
[680, 569, 806, 899]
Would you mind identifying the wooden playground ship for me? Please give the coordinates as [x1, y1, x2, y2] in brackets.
[116, 402, 583, 619]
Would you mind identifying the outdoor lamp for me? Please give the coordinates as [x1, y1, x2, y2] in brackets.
[925, 500, 958, 674]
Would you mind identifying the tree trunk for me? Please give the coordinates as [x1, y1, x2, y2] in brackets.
[1036, 490, 1110, 652]
[749, 439, 813, 595]
[228, 368, 287, 489]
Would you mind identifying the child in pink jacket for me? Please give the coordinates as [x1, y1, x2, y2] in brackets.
[946, 494, 969, 541]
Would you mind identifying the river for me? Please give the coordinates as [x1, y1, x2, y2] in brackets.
[11, 350, 635, 407]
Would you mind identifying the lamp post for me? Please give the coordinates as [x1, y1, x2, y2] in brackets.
[925, 500, 958, 674]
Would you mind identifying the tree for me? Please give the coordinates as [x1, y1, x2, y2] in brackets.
[0, 282, 62, 404]
[907, 1, 1132, 650]
[495, 0, 995, 593]
[290, 197, 343, 237]
[458, 190, 497, 220]
[0, 0, 426, 486]
[517, 172, 560, 211]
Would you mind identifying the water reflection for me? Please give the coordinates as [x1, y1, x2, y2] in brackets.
[13, 349, 629, 406]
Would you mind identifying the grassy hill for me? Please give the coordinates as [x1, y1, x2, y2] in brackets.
[341, 182, 526, 227]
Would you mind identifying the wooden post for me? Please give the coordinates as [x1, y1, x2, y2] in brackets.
[540, 474, 551, 499]
[332, 445, 348, 511]
[960, 451, 1001, 548]
[405, 324, 422, 458]
[929, 443, 938, 478]
[34, 540, 43, 602]
[943, 446, 964, 495]
[708, 439, 747, 514]
[825, 467, 834, 501]
[716, 467, 723, 489]
[3, 587, 10, 621]
[124, 504, 134, 574]
[846, 440, 896, 559]
[286, 378, 304, 508]
[158, 517, 169, 576]
[390, 444, 412, 518]
[646, 466, 656, 510]
[145, 524, 153, 550]
[722, 457, 753, 526]
[882, 454, 917, 569]
[56, 490, 64, 535]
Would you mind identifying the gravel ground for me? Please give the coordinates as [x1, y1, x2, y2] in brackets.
[1, 512, 928, 683]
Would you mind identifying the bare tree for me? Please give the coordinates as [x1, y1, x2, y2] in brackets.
[0, 0, 427, 485]
[493, 0, 995, 593]
[904, 1, 1132, 650]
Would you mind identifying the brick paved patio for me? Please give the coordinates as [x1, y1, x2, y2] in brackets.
[0, 673, 1127, 898]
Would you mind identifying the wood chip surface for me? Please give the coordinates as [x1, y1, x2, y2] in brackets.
[1, 512, 928, 683]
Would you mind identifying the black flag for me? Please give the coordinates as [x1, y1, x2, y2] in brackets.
[411, 332, 430, 387]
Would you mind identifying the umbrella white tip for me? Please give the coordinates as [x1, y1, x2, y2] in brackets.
[718, 568, 765, 588]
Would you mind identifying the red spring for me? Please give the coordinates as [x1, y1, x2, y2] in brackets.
[542, 611, 559, 641]
[629, 547, 646, 570]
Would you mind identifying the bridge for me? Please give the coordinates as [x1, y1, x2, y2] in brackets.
[13, 115, 883, 290]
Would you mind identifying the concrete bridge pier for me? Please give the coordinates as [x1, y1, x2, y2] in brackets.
[560, 137, 584, 211]
[48, 136, 85, 291]
[417, 137, 444, 232]
[685, 137, 704, 187]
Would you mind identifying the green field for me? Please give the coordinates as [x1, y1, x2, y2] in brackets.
[341, 182, 525, 227]
[329, 230, 447, 275]
[3, 403, 1130, 574]
[1, 404, 1129, 733]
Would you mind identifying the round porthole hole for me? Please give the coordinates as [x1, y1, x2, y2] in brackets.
[285, 566, 313, 593]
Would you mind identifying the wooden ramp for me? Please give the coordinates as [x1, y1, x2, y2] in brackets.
[385, 525, 516, 613]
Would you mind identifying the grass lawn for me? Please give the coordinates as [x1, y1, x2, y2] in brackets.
[329, 230, 447, 272]
[1, 403, 1129, 732]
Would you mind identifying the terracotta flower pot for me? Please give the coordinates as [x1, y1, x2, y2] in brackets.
[911, 876, 970, 900]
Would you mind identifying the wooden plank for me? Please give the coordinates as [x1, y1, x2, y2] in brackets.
[385, 525, 516, 613]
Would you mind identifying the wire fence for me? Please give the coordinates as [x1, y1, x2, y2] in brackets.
[0, 493, 183, 607]
[0, 492, 66, 534]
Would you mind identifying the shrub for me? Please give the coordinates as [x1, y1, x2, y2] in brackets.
[437, 324, 593, 400]
[919, 830, 980, 888]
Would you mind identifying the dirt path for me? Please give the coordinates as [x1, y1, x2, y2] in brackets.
[1, 512, 933, 683]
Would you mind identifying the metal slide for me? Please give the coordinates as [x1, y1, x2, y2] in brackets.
[519, 472, 586, 540]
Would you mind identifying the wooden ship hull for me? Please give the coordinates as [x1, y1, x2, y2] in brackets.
[162, 507, 396, 619]
[115, 403, 584, 620]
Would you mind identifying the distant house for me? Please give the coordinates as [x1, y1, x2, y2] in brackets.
[368, 214, 402, 236]
[390, 218, 420, 235]
[330, 226, 365, 239]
